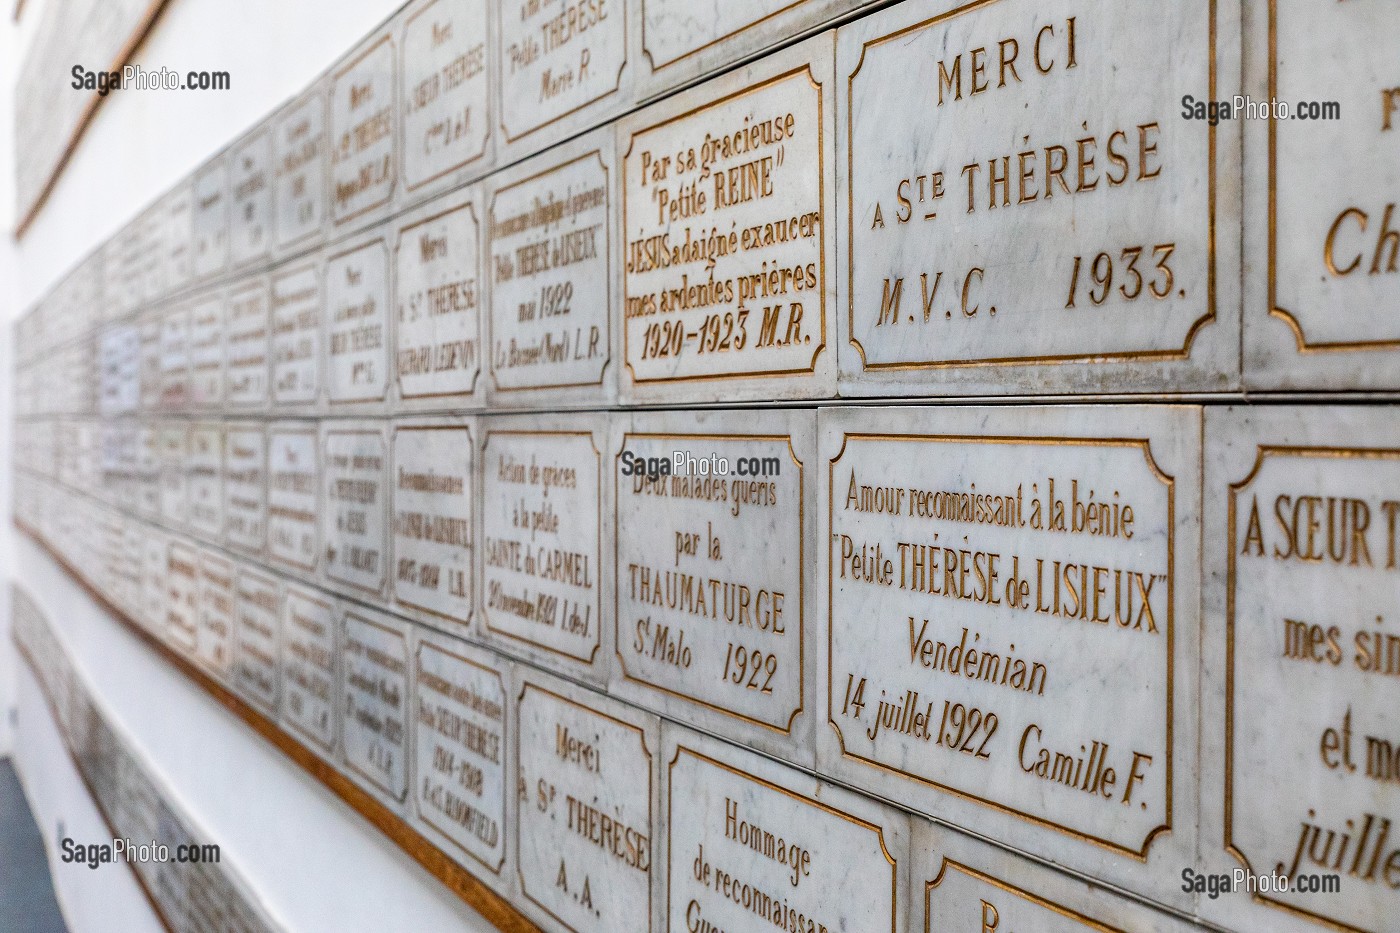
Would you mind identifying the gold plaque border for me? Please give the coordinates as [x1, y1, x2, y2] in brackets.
[640, 0, 808, 73]
[925, 859, 1127, 932]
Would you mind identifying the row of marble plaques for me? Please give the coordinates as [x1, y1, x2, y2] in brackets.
[14, 402, 1400, 932]
[14, 0, 1400, 404]
[9, 585, 280, 933]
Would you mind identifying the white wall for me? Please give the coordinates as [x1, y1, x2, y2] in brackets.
[2, 2, 496, 929]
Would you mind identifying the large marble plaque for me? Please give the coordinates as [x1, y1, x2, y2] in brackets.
[412, 631, 507, 875]
[223, 424, 266, 555]
[1243, 0, 1400, 390]
[481, 414, 606, 676]
[497, 0, 630, 152]
[159, 424, 189, 526]
[225, 280, 270, 407]
[487, 128, 615, 407]
[274, 90, 328, 251]
[234, 567, 281, 717]
[838, 0, 1239, 396]
[516, 671, 658, 933]
[281, 582, 337, 754]
[196, 549, 235, 682]
[391, 419, 474, 626]
[331, 35, 397, 226]
[193, 158, 231, 279]
[159, 304, 190, 411]
[326, 234, 391, 404]
[1201, 406, 1400, 932]
[818, 404, 1200, 909]
[188, 294, 225, 410]
[665, 725, 908, 933]
[322, 425, 388, 597]
[341, 608, 410, 805]
[231, 129, 274, 266]
[267, 425, 320, 572]
[611, 408, 815, 762]
[393, 191, 484, 402]
[619, 36, 836, 403]
[186, 424, 224, 539]
[400, 0, 491, 194]
[270, 262, 322, 407]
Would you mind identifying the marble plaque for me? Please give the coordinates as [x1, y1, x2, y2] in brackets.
[137, 425, 161, 519]
[159, 424, 189, 526]
[234, 567, 281, 717]
[393, 191, 484, 401]
[159, 304, 191, 410]
[1201, 406, 1400, 932]
[99, 325, 140, 416]
[326, 234, 391, 404]
[197, 550, 236, 682]
[166, 541, 200, 655]
[187, 424, 225, 538]
[267, 426, 320, 572]
[223, 425, 266, 555]
[322, 425, 388, 596]
[665, 725, 908, 933]
[400, 0, 491, 193]
[619, 36, 837, 403]
[165, 180, 195, 291]
[139, 311, 163, 412]
[281, 583, 337, 753]
[331, 35, 398, 226]
[818, 404, 1200, 909]
[141, 528, 169, 636]
[270, 262, 322, 407]
[188, 294, 225, 410]
[481, 414, 606, 673]
[231, 129, 274, 266]
[487, 128, 615, 406]
[225, 280, 270, 407]
[917, 820, 1197, 932]
[1243, 0, 1400, 391]
[274, 90, 329, 250]
[497, 0, 629, 150]
[341, 608, 410, 804]
[391, 420, 474, 625]
[193, 157, 231, 279]
[516, 671, 658, 933]
[611, 408, 815, 762]
[412, 631, 507, 874]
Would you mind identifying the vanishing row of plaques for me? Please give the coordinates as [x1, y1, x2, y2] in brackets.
[15, 402, 1400, 931]
[10, 585, 280, 933]
[16, 0, 1400, 400]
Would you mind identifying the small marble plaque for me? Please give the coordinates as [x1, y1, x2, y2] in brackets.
[391, 419, 474, 626]
[322, 425, 388, 597]
[281, 582, 337, 753]
[223, 425, 266, 555]
[412, 631, 507, 874]
[98, 325, 140, 416]
[141, 528, 169, 636]
[611, 408, 815, 762]
[139, 311, 163, 412]
[487, 128, 615, 407]
[1243, 0, 1400, 391]
[497, 0, 630, 151]
[516, 671, 658, 933]
[331, 35, 397, 226]
[818, 404, 1200, 909]
[225, 280, 270, 407]
[267, 426, 320, 572]
[619, 36, 836, 403]
[400, 0, 491, 193]
[274, 90, 328, 250]
[270, 262, 322, 407]
[665, 725, 909, 933]
[187, 424, 225, 539]
[159, 304, 191, 411]
[193, 157, 231, 279]
[197, 549, 235, 681]
[231, 129, 274, 266]
[341, 608, 410, 804]
[188, 294, 225, 410]
[165, 180, 195, 291]
[234, 567, 281, 717]
[1201, 406, 1400, 932]
[159, 424, 188, 526]
[838, 0, 1239, 396]
[393, 191, 484, 401]
[137, 425, 161, 519]
[481, 414, 606, 673]
[326, 234, 391, 404]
